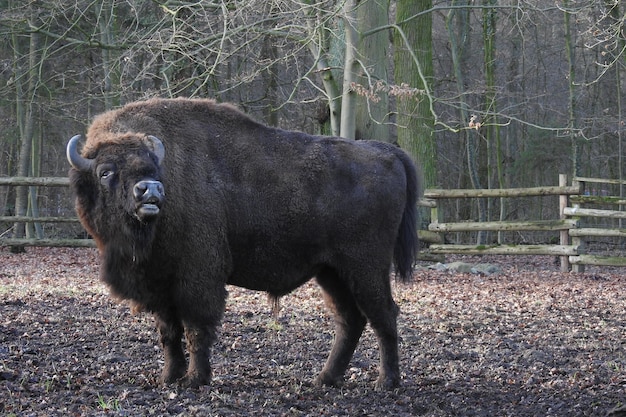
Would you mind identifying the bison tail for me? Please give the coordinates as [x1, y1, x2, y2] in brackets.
[393, 150, 422, 283]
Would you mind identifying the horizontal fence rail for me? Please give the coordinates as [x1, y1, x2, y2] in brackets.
[0, 216, 81, 223]
[0, 238, 95, 248]
[428, 244, 579, 256]
[429, 219, 579, 233]
[424, 185, 581, 198]
[563, 207, 626, 219]
[0, 177, 70, 186]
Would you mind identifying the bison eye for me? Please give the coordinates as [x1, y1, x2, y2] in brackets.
[97, 164, 116, 185]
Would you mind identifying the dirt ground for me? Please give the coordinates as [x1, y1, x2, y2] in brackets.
[0, 247, 625, 416]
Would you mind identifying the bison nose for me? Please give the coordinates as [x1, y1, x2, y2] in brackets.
[134, 180, 165, 205]
[134, 180, 164, 220]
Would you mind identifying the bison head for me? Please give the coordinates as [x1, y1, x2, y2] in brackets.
[67, 134, 166, 243]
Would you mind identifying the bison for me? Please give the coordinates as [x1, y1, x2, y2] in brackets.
[66, 97, 421, 390]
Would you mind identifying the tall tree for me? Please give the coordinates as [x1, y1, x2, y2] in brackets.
[98, 0, 121, 109]
[606, 1, 626, 197]
[12, 4, 41, 248]
[446, 0, 487, 243]
[563, 0, 581, 178]
[482, 0, 505, 241]
[339, 0, 359, 139]
[355, 0, 389, 141]
[304, 0, 344, 136]
[305, 0, 391, 140]
[394, 0, 435, 186]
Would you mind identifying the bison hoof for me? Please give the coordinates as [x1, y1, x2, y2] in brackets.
[313, 373, 343, 388]
[374, 375, 400, 391]
[161, 373, 185, 386]
[176, 373, 211, 389]
[161, 366, 186, 385]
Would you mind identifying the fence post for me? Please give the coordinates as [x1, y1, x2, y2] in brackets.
[559, 174, 570, 272]
[570, 178, 585, 273]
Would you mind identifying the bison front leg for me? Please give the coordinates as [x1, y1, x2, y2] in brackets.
[155, 312, 187, 384]
[178, 322, 216, 388]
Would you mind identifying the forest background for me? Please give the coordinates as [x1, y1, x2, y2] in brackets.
[0, 0, 625, 243]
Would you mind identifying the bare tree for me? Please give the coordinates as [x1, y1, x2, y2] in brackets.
[11, 2, 42, 248]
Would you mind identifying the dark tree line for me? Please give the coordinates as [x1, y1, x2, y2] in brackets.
[0, 0, 625, 241]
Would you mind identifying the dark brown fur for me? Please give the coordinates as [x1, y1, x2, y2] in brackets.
[68, 97, 421, 390]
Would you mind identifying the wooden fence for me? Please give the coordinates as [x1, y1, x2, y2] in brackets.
[422, 174, 626, 272]
[0, 177, 95, 248]
[3, 175, 626, 271]
[565, 177, 626, 271]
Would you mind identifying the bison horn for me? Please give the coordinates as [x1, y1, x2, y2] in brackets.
[146, 135, 165, 165]
[66, 135, 94, 171]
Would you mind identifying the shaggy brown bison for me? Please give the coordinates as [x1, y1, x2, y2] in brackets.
[66, 98, 421, 390]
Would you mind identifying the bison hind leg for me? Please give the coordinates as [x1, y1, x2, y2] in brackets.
[317, 266, 402, 390]
[350, 270, 401, 391]
[314, 269, 367, 387]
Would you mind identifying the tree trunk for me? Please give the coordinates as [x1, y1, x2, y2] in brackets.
[12, 11, 41, 251]
[355, 0, 389, 142]
[394, 0, 436, 186]
[608, 1, 625, 231]
[98, 0, 121, 109]
[563, 0, 580, 178]
[29, 122, 43, 239]
[261, 4, 280, 127]
[309, 0, 390, 141]
[339, 0, 359, 139]
[482, 0, 504, 241]
[446, 1, 487, 244]
[305, 1, 343, 136]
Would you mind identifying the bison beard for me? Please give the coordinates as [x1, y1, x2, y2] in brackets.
[67, 98, 421, 390]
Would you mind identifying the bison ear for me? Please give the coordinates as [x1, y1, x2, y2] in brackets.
[146, 135, 165, 165]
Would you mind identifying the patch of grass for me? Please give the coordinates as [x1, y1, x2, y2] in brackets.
[0, 283, 18, 297]
[96, 394, 122, 412]
[43, 378, 55, 393]
[266, 318, 283, 332]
